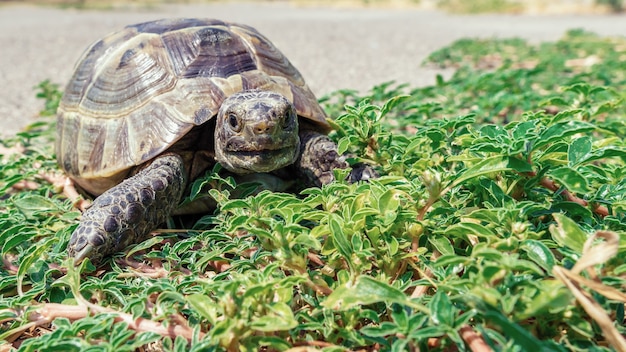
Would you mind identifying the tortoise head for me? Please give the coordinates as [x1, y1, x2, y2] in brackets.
[214, 90, 300, 174]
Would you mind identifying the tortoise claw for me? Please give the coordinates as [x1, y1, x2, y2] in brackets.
[348, 163, 379, 183]
[71, 243, 95, 266]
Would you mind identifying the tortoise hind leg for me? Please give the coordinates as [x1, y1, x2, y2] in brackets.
[295, 131, 377, 187]
[68, 154, 187, 265]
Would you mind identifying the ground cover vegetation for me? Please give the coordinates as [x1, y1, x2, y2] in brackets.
[1, 29, 626, 351]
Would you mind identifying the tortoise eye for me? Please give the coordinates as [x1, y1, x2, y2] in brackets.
[283, 109, 296, 130]
[228, 113, 241, 132]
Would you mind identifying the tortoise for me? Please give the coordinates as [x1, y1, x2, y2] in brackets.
[56, 18, 375, 264]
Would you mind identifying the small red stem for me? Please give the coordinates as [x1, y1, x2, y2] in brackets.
[538, 176, 609, 217]
[459, 325, 493, 352]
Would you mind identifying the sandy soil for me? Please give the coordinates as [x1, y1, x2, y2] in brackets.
[2, 2, 626, 137]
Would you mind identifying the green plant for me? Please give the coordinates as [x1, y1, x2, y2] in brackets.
[2, 30, 626, 351]
[34, 80, 63, 117]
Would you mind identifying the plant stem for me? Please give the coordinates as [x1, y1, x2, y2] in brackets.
[538, 176, 609, 217]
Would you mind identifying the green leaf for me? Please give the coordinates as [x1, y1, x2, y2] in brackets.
[562, 82, 606, 96]
[0, 174, 27, 194]
[250, 302, 298, 331]
[512, 121, 538, 140]
[430, 291, 456, 327]
[407, 325, 446, 341]
[568, 136, 592, 166]
[516, 280, 571, 320]
[521, 240, 555, 272]
[17, 237, 55, 296]
[377, 188, 401, 214]
[548, 166, 589, 193]
[337, 137, 352, 155]
[126, 235, 172, 259]
[584, 146, 626, 164]
[328, 214, 352, 260]
[380, 95, 411, 118]
[428, 235, 455, 256]
[483, 307, 545, 350]
[220, 199, 250, 212]
[450, 156, 532, 189]
[187, 293, 218, 324]
[533, 121, 595, 151]
[361, 322, 400, 337]
[13, 194, 59, 219]
[432, 254, 468, 268]
[322, 275, 421, 311]
[550, 201, 593, 219]
[1, 226, 35, 254]
[391, 305, 409, 331]
[444, 222, 495, 239]
[549, 213, 588, 253]
[391, 339, 409, 352]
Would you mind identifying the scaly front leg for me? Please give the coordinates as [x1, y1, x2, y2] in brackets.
[68, 154, 187, 264]
[295, 130, 377, 187]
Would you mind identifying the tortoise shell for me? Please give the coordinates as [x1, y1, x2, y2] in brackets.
[56, 18, 329, 196]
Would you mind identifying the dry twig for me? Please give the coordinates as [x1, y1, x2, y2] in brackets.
[552, 230, 626, 352]
[2, 302, 202, 346]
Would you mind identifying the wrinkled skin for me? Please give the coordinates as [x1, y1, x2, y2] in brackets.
[68, 90, 377, 264]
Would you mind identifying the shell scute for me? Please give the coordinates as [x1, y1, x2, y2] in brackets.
[61, 28, 138, 110]
[81, 35, 177, 118]
[232, 26, 305, 86]
[164, 26, 257, 79]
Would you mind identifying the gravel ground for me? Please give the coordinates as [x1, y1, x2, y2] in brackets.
[2, 2, 626, 137]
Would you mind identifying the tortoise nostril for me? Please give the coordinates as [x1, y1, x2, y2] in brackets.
[253, 121, 273, 134]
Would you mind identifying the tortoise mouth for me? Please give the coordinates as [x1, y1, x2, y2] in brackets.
[224, 145, 299, 173]
[216, 132, 300, 174]
[224, 135, 295, 153]
[227, 145, 297, 161]
[231, 147, 292, 158]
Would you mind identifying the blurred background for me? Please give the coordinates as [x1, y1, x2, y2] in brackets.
[1, 0, 626, 136]
[1, 0, 623, 13]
